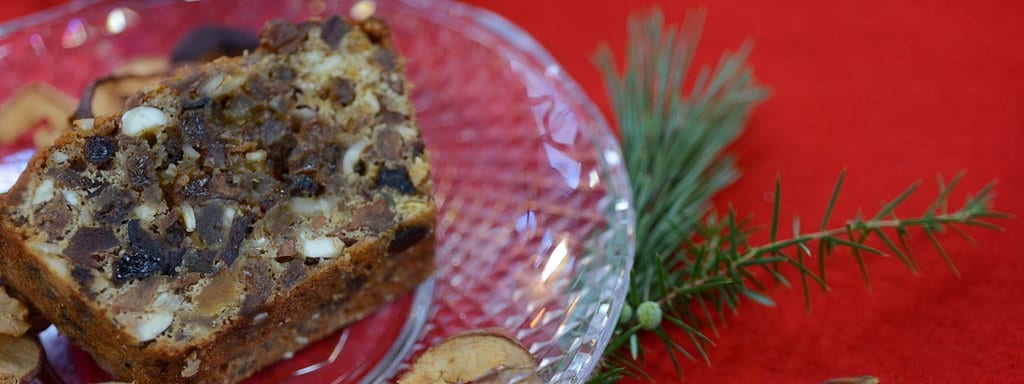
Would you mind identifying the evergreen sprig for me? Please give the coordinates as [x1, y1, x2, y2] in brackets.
[589, 9, 1009, 383]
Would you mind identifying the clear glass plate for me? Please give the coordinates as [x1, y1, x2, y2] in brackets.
[0, 0, 635, 383]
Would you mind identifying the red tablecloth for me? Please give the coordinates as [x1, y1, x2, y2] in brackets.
[3, 1, 1021, 383]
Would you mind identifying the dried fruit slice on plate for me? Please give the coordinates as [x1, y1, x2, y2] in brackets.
[399, 328, 541, 384]
[0, 335, 43, 384]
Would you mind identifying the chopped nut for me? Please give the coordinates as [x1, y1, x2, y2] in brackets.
[342, 138, 370, 175]
[115, 311, 173, 342]
[290, 197, 335, 217]
[299, 235, 343, 259]
[121, 106, 169, 136]
[30, 179, 55, 205]
[180, 204, 197, 232]
[134, 203, 159, 224]
[245, 150, 267, 162]
[181, 353, 201, 378]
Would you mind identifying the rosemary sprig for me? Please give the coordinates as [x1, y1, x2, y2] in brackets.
[590, 9, 1010, 383]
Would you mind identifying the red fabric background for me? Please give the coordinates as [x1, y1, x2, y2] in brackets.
[3, 1, 1022, 383]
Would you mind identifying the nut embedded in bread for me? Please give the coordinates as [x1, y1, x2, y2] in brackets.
[0, 16, 434, 384]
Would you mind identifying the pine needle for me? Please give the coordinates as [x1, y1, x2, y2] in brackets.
[590, 7, 1009, 383]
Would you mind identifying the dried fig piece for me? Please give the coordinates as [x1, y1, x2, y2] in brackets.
[398, 328, 539, 384]
[0, 335, 43, 383]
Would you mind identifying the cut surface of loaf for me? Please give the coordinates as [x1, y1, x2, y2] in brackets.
[0, 16, 434, 383]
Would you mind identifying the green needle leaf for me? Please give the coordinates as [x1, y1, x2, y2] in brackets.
[590, 7, 1007, 382]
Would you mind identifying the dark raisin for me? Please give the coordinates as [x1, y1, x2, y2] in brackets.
[304, 257, 320, 266]
[84, 136, 117, 165]
[320, 15, 350, 47]
[180, 109, 208, 143]
[171, 26, 258, 63]
[127, 154, 155, 189]
[289, 174, 322, 197]
[64, 227, 120, 267]
[219, 212, 256, 266]
[328, 77, 354, 106]
[127, 220, 173, 259]
[375, 167, 416, 195]
[113, 248, 165, 283]
[389, 226, 429, 253]
[183, 178, 209, 199]
[165, 134, 184, 164]
[182, 96, 212, 110]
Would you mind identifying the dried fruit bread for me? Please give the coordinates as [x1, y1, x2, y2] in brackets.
[0, 16, 434, 384]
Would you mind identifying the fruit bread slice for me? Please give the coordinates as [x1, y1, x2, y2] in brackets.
[0, 16, 434, 383]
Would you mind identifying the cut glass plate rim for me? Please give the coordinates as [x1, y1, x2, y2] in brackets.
[0, 0, 638, 382]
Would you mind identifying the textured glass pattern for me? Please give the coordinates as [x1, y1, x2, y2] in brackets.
[0, 1, 635, 383]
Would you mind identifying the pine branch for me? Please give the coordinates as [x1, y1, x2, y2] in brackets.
[590, 8, 1010, 383]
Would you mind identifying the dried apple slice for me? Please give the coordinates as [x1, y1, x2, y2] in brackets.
[0, 335, 43, 384]
[0, 287, 29, 337]
[0, 82, 75, 148]
[399, 328, 540, 384]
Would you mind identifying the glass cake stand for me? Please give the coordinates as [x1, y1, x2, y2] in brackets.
[0, 0, 635, 382]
